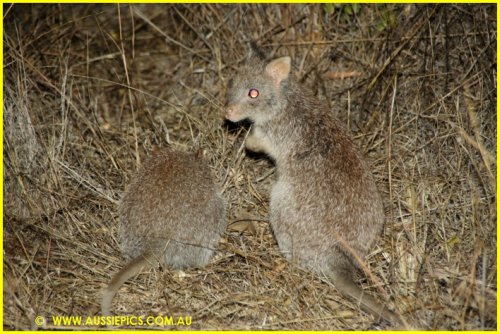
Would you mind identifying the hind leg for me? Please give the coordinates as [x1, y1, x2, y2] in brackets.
[269, 181, 296, 261]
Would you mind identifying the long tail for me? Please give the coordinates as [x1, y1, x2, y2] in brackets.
[330, 267, 402, 325]
[101, 253, 155, 317]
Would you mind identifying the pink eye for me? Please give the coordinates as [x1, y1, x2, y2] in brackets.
[248, 88, 259, 98]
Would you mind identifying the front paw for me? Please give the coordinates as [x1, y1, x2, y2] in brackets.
[245, 134, 265, 152]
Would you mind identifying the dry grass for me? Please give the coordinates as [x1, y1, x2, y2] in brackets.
[3, 4, 496, 330]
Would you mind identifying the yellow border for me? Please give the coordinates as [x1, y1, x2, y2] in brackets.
[2, 0, 499, 2]
[0, 2, 3, 332]
[496, 4, 499, 334]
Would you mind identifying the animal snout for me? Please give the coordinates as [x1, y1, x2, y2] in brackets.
[225, 104, 240, 121]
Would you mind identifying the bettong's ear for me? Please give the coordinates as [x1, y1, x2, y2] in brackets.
[248, 41, 266, 61]
[265, 57, 291, 85]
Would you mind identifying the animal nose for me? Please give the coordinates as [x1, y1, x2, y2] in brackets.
[225, 104, 238, 121]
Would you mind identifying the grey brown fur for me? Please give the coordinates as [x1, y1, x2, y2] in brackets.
[101, 147, 226, 316]
[225, 55, 399, 324]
